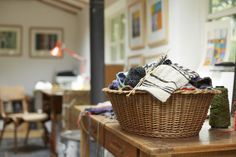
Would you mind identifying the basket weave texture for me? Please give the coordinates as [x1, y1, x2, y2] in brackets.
[103, 88, 219, 138]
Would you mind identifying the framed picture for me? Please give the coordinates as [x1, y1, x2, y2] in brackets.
[144, 53, 164, 64]
[128, 0, 145, 50]
[29, 27, 63, 58]
[0, 25, 22, 56]
[127, 54, 144, 69]
[146, 0, 169, 47]
[202, 20, 232, 67]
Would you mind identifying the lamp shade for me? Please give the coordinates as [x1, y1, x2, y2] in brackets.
[50, 41, 86, 74]
[50, 42, 63, 57]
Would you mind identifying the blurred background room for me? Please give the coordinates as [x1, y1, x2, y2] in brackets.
[0, 0, 235, 157]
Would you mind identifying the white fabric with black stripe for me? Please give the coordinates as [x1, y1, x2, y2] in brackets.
[137, 64, 199, 102]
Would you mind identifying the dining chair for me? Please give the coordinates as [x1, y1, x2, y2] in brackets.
[0, 86, 48, 152]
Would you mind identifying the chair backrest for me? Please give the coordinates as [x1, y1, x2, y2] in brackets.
[0, 86, 25, 101]
[0, 86, 28, 117]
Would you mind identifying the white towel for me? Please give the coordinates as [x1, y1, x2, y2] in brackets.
[136, 64, 199, 102]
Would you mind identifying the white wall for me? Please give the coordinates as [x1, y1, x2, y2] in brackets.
[0, 0, 80, 94]
[105, 0, 207, 71]
[76, 6, 90, 77]
[104, 0, 235, 106]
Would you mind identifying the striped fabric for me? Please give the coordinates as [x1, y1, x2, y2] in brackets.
[143, 55, 167, 72]
[137, 64, 199, 102]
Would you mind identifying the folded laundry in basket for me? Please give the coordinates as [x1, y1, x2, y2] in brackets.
[124, 66, 146, 88]
[136, 63, 199, 102]
[190, 76, 212, 89]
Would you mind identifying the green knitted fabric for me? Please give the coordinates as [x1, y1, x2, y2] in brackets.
[209, 87, 230, 128]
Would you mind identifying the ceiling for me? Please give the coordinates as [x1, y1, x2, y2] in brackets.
[38, 0, 117, 15]
[38, 0, 89, 14]
[105, 0, 117, 8]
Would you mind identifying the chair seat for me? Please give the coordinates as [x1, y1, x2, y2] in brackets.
[8, 113, 48, 122]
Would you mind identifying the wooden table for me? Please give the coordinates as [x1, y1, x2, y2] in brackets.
[76, 106, 236, 157]
[39, 90, 63, 157]
[38, 89, 90, 157]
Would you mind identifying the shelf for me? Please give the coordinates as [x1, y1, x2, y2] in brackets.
[210, 67, 235, 72]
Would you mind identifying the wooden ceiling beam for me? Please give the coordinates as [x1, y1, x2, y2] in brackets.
[75, 0, 89, 5]
[56, 0, 86, 10]
[39, 0, 79, 15]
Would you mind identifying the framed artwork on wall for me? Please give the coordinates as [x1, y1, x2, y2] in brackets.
[128, 0, 145, 50]
[127, 54, 144, 69]
[29, 27, 63, 58]
[202, 20, 232, 67]
[0, 25, 22, 56]
[146, 0, 169, 47]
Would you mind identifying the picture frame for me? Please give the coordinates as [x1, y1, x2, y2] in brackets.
[128, 0, 145, 50]
[201, 19, 232, 67]
[29, 27, 63, 58]
[146, 0, 169, 47]
[144, 53, 164, 64]
[0, 25, 22, 56]
[127, 54, 144, 69]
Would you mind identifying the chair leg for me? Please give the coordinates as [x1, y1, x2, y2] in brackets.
[24, 123, 30, 145]
[42, 122, 49, 147]
[14, 122, 18, 153]
[0, 122, 6, 146]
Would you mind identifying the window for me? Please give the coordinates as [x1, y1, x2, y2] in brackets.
[228, 16, 236, 62]
[210, 0, 236, 13]
[109, 13, 126, 63]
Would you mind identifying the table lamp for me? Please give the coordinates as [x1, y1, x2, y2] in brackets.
[50, 41, 86, 74]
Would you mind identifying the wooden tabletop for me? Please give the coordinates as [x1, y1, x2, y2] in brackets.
[104, 120, 236, 155]
[37, 89, 64, 96]
[37, 89, 90, 96]
[76, 106, 236, 156]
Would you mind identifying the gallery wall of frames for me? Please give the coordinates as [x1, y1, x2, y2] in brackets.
[0, 25, 63, 58]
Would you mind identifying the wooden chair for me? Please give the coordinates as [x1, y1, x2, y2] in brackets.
[0, 86, 48, 152]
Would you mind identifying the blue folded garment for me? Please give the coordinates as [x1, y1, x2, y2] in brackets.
[85, 106, 113, 115]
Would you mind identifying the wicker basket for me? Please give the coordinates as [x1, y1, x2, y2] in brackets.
[103, 88, 220, 138]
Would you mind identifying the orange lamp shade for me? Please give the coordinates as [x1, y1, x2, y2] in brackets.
[50, 42, 63, 57]
[50, 41, 86, 74]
